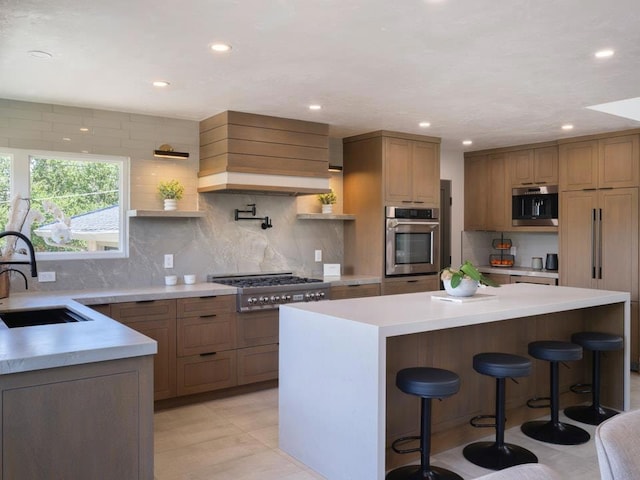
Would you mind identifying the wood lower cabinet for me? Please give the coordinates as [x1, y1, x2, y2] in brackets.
[236, 310, 279, 384]
[482, 273, 511, 285]
[330, 283, 381, 300]
[382, 275, 439, 295]
[177, 351, 237, 396]
[1, 356, 153, 479]
[110, 300, 177, 401]
[510, 275, 557, 286]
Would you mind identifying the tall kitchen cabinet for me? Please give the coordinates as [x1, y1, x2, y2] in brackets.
[343, 131, 441, 294]
[463, 152, 510, 231]
[559, 132, 640, 368]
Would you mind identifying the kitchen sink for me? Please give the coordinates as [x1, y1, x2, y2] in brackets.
[0, 308, 93, 328]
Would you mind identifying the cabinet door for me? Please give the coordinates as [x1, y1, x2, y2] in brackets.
[560, 190, 598, 289]
[559, 140, 599, 191]
[126, 317, 177, 400]
[237, 344, 279, 385]
[599, 135, 639, 189]
[509, 149, 535, 186]
[382, 276, 439, 295]
[486, 153, 509, 231]
[177, 313, 236, 356]
[464, 156, 488, 230]
[177, 350, 237, 395]
[176, 295, 235, 317]
[412, 141, 440, 205]
[599, 187, 638, 299]
[384, 137, 412, 203]
[534, 146, 559, 185]
[237, 310, 279, 348]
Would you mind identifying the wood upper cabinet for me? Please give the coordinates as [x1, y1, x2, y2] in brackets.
[559, 135, 639, 191]
[384, 136, 440, 206]
[509, 146, 558, 187]
[560, 187, 638, 300]
[465, 153, 509, 231]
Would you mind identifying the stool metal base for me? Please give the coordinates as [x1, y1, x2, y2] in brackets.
[463, 441, 538, 470]
[521, 420, 590, 445]
[385, 464, 463, 480]
[564, 404, 619, 425]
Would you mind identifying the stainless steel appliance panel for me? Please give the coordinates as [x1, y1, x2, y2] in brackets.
[512, 185, 559, 226]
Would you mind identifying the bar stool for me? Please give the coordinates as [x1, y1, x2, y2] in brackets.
[463, 353, 538, 470]
[387, 367, 462, 480]
[565, 331, 623, 425]
[521, 340, 590, 445]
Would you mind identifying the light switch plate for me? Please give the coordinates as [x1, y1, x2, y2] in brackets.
[323, 264, 341, 277]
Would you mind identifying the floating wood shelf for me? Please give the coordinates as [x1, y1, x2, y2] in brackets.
[296, 213, 355, 221]
[127, 210, 206, 218]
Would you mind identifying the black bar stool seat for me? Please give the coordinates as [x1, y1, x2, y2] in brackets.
[387, 367, 462, 480]
[521, 341, 590, 445]
[463, 353, 538, 470]
[565, 331, 623, 425]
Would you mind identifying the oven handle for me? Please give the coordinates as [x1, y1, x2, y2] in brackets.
[388, 220, 439, 228]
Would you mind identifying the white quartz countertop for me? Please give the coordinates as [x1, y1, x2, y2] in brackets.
[282, 283, 629, 337]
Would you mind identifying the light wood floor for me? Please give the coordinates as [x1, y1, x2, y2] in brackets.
[154, 373, 640, 479]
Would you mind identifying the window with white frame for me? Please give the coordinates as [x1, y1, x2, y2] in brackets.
[0, 148, 129, 259]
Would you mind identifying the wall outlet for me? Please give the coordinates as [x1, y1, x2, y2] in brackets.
[510, 246, 517, 257]
[314, 250, 322, 262]
[164, 254, 174, 269]
[38, 271, 56, 282]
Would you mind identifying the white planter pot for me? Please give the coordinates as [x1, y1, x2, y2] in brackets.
[163, 199, 177, 211]
[443, 277, 479, 297]
[322, 204, 333, 214]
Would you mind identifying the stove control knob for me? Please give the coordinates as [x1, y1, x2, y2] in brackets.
[283, 295, 291, 302]
[274, 295, 281, 303]
[270, 296, 277, 303]
[247, 297, 256, 305]
[319, 292, 325, 299]
[259, 296, 268, 304]
[304, 293, 311, 300]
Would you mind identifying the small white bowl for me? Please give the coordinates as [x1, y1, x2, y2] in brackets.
[443, 278, 479, 297]
[165, 275, 178, 286]
[184, 274, 196, 285]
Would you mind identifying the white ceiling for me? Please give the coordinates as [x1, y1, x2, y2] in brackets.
[2, 0, 640, 151]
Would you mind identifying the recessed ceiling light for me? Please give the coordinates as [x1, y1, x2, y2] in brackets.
[419, 121, 431, 128]
[562, 124, 574, 131]
[152, 81, 170, 87]
[210, 43, 232, 52]
[462, 140, 473, 146]
[62, 137, 71, 141]
[309, 104, 322, 110]
[79, 127, 89, 132]
[28, 50, 52, 59]
[595, 49, 615, 58]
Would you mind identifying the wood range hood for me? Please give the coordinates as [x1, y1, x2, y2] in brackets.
[198, 111, 331, 195]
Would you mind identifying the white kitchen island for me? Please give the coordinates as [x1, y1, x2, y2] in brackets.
[279, 284, 630, 480]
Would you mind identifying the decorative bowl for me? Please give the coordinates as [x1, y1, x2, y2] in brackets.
[443, 278, 479, 297]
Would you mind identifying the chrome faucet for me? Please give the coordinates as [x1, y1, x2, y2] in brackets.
[0, 230, 38, 289]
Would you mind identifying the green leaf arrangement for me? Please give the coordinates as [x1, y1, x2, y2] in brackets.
[440, 260, 500, 288]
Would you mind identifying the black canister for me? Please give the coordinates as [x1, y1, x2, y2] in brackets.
[545, 253, 558, 271]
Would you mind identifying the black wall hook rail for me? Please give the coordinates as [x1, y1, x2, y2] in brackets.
[234, 204, 273, 229]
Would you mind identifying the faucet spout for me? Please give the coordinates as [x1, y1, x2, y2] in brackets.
[0, 230, 38, 277]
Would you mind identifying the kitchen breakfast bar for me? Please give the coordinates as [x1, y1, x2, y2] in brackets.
[279, 284, 630, 480]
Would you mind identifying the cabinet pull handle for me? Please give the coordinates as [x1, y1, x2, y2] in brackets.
[200, 352, 217, 357]
[413, 201, 425, 204]
[135, 300, 155, 304]
[199, 314, 217, 318]
[407, 280, 419, 283]
[401, 200, 412, 203]
[199, 295, 217, 299]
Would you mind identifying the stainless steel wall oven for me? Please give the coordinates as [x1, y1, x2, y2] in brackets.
[385, 206, 440, 276]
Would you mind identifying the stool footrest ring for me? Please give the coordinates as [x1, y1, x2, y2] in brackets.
[391, 435, 421, 454]
[527, 396, 551, 409]
[470, 414, 497, 428]
[570, 383, 592, 394]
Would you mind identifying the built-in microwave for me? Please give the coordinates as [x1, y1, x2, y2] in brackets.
[385, 206, 440, 276]
[512, 185, 559, 227]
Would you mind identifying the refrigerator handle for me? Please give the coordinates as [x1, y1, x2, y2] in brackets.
[592, 208, 597, 279]
[598, 208, 603, 279]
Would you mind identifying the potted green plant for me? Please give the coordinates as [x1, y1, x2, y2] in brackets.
[440, 260, 499, 297]
[158, 179, 185, 211]
[317, 189, 337, 214]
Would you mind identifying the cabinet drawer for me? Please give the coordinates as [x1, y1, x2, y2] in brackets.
[176, 295, 236, 317]
[237, 310, 278, 348]
[510, 275, 557, 286]
[110, 299, 176, 323]
[237, 344, 279, 385]
[330, 283, 381, 300]
[177, 351, 236, 396]
[382, 276, 439, 295]
[177, 313, 236, 356]
[88, 303, 111, 316]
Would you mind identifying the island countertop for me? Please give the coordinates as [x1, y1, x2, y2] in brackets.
[283, 283, 629, 337]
